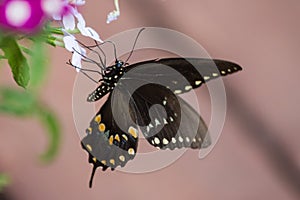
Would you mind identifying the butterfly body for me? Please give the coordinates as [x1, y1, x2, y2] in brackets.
[87, 60, 126, 102]
[81, 57, 242, 187]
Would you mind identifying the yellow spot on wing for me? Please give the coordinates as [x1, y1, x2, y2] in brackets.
[94, 114, 101, 123]
[86, 144, 92, 151]
[101, 160, 107, 165]
[99, 123, 106, 132]
[128, 126, 138, 138]
[119, 155, 125, 162]
[122, 134, 128, 141]
[109, 135, 113, 145]
[92, 157, 97, 163]
[86, 127, 92, 134]
[110, 159, 115, 165]
[114, 134, 120, 142]
[128, 148, 135, 155]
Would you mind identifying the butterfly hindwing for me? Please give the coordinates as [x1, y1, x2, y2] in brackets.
[81, 89, 139, 187]
[128, 83, 210, 150]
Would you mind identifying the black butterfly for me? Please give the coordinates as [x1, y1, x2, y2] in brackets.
[80, 56, 242, 187]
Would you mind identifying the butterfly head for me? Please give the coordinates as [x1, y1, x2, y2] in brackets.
[115, 60, 124, 68]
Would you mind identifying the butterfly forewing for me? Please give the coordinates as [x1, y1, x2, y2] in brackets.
[125, 58, 242, 94]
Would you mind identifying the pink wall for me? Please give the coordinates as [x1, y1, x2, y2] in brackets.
[0, 0, 300, 199]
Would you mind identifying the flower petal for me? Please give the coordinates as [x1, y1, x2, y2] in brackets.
[74, 11, 86, 27]
[71, 47, 86, 72]
[42, 0, 64, 17]
[106, 10, 120, 24]
[62, 12, 75, 30]
[63, 35, 77, 52]
[75, 11, 102, 42]
[70, 0, 86, 6]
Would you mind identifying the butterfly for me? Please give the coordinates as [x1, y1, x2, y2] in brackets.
[80, 55, 242, 187]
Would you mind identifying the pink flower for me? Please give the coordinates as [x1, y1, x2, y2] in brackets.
[0, 0, 67, 33]
[52, 0, 102, 42]
[0, 0, 46, 33]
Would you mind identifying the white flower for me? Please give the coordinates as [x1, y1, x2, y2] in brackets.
[69, 0, 85, 6]
[74, 11, 102, 42]
[107, 0, 120, 24]
[63, 32, 86, 72]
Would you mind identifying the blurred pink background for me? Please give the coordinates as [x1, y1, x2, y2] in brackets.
[1, 0, 300, 199]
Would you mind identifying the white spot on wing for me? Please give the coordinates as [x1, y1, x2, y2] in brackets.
[185, 85, 192, 90]
[204, 76, 210, 80]
[163, 100, 167, 105]
[174, 90, 182, 94]
[186, 137, 190, 142]
[163, 118, 168, 124]
[163, 138, 169, 145]
[212, 73, 218, 77]
[195, 80, 202, 85]
[172, 137, 176, 143]
[155, 118, 161, 126]
[179, 136, 183, 142]
[154, 137, 160, 144]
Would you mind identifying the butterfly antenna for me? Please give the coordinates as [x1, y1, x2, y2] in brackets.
[76, 40, 106, 70]
[89, 40, 118, 66]
[94, 41, 107, 67]
[101, 41, 118, 62]
[124, 28, 145, 64]
[66, 60, 100, 83]
[72, 47, 105, 73]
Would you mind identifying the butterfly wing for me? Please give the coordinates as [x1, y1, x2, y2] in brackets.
[125, 58, 242, 94]
[127, 83, 210, 150]
[81, 89, 139, 187]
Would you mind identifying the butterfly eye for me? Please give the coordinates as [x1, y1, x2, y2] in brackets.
[115, 60, 124, 68]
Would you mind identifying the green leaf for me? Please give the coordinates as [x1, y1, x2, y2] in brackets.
[0, 36, 30, 88]
[36, 106, 61, 163]
[0, 174, 10, 192]
[29, 36, 48, 89]
[0, 87, 36, 116]
[0, 87, 61, 162]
